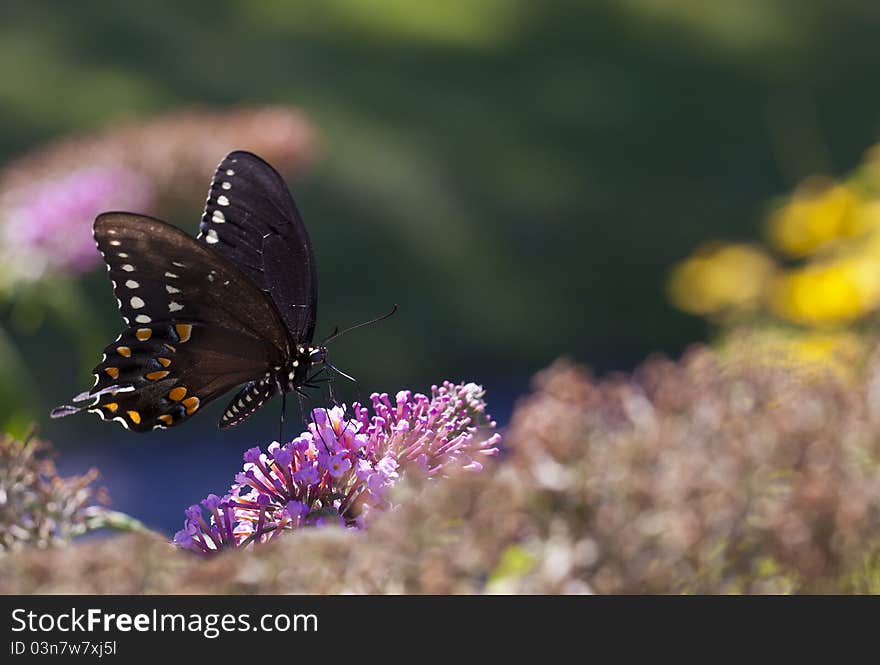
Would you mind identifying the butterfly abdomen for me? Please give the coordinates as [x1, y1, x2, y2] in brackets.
[219, 378, 277, 429]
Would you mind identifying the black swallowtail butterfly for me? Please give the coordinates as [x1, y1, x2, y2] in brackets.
[52, 150, 393, 433]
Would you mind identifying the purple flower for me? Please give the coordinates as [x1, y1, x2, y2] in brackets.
[1, 167, 154, 282]
[285, 501, 309, 521]
[272, 447, 293, 468]
[327, 453, 352, 478]
[243, 447, 262, 464]
[294, 462, 320, 487]
[172, 522, 196, 549]
[173, 381, 501, 554]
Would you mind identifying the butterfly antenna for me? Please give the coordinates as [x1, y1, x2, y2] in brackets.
[321, 304, 398, 345]
[326, 362, 358, 384]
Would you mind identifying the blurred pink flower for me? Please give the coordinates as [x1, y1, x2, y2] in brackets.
[3, 167, 154, 277]
[0, 106, 316, 287]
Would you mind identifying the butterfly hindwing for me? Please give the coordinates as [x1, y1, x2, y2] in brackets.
[198, 151, 318, 342]
[88, 323, 282, 432]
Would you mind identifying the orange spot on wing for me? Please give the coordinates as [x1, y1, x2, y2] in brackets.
[127, 410, 141, 425]
[157, 357, 172, 367]
[182, 396, 200, 415]
[105, 402, 119, 413]
[169, 387, 187, 401]
[146, 370, 170, 381]
[105, 367, 119, 379]
[158, 414, 173, 425]
[117, 346, 131, 358]
[135, 328, 152, 341]
[175, 324, 192, 343]
[163, 343, 176, 353]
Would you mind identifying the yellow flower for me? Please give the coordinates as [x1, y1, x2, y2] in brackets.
[767, 180, 875, 258]
[724, 329, 867, 382]
[668, 243, 776, 316]
[769, 255, 880, 325]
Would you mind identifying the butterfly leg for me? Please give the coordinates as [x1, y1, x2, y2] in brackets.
[326, 362, 362, 404]
[279, 388, 286, 443]
[309, 373, 362, 444]
[295, 387, 309, 428]
[294, 386, 331, 453]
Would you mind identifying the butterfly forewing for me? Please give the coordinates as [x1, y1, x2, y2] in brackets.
[198, 151, 317, 342]
[95, 212, 290, 350]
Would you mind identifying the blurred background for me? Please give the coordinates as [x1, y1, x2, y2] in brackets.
[3, 0, 880, 534]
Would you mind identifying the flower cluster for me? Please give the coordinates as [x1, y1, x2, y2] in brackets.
[668, 153, 880, 330]
[501, 349, 880, 593]
[173, 382, 500, 555]
[11, 347, 880, 593]
[11, 349, 880, 593]
[0, 106, 316, 289]
[1, 167, 153, 281]
[0, 433, 110, 552]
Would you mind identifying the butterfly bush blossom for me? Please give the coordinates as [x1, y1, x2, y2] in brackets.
[173, 381, 501, 555]
[1, 167, 154, 280]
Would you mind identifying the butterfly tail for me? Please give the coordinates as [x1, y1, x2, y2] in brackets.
[50, 389, 95, 418]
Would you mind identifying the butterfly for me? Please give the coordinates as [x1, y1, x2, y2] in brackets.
[52, 150, 392, 433]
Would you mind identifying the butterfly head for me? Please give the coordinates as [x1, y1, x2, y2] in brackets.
[283, 344, 329, 391]
[309, 345, 328, 366]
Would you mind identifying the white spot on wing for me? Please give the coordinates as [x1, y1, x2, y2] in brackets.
[125, 280, 139, 289]
[165, 271, 179, 279]
[135, 314, 151, 324]
[130, 296, 145, 309]
[205, 229, 219, 244]
[165, 284, 181, 294]
[221, 181, 231, 190]
[212, 211, 225, 223]
[168, 301, 184, 313]
[217, 195, 229, 206]
[109, 240, 121, 246]
[226, 169, 235, 176]
[121, 264, 134, 272]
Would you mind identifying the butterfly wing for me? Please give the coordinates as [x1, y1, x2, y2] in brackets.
[82, 323, 280, 432]
[53, 212, 290, 432]
[95, 212, 289, 349]
[198, 150, 318, 343]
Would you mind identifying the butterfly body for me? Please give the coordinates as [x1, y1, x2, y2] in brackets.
[218, 344, 327, 430]
[53, 151, 327, 432]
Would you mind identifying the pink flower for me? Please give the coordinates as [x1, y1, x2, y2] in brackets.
[173, 381, 501, 555]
